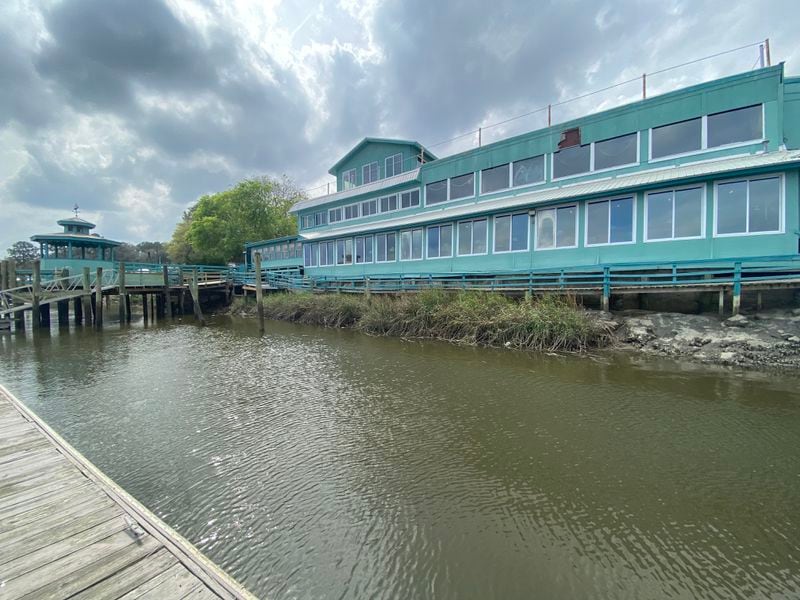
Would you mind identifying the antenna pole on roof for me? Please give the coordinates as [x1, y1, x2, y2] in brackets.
[478, 127, 482, 147]
[642, 73, 647, 99]
[547, 104, 552, 127]
[765, 38, 771, 67]
[73, 203, 80, 218]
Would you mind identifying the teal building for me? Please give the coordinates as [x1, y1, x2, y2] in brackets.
[31, 214, 121, 272]
[251, 65, 800, 282]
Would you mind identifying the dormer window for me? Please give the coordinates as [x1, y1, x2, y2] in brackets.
[342, 168, 357, 190]
[362, 162, 379, 184]
[385, 153, 402, 178]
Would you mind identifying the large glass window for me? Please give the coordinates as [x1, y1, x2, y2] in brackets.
[536, 206, 577, 249]
[385, 153, 403, 178]
[594, 133, 637, 170]
[494, 213, 529, 252]
[344, 204, 360, 220]
[379, 194, 398, 213]
[457, 219, 488, 256]
[336, 238, 353, 264]
[716, 176, 781, 235]
[450, 173, 475, 200]
[513, 155, 545, 187]
[400, 229, 423, 261]
[342, 169, 356, 190]
[646, 187, 704, 241]
[314, 211, 327, 227]
[401, 189, 420, 209]
[362, 162, 378, 184]
[303, 243, 317, 267]
[361, 199, 377, 217]
[355, 235, 373, 263]
[329, 207, 342, 223]
[319, 241, 335, 266]
[301, 215, 313, 229]
[651, 118, 702, 158]
[481, 164, 510, 194]
[707, 105, 762, 148]
[426, 180, 448, 205]
[553, 144, 591, 179]
[427, 224, 453, 258]
[376, 233, 396, 262]
[586, 197, 634, 245]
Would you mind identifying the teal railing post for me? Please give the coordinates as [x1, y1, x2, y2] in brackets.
[732, 262, 742, 315]
[601, 266, 611, 312]
[672, 263, 677, 285]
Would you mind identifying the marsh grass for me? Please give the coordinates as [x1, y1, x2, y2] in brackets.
[255, 290, 611, 352]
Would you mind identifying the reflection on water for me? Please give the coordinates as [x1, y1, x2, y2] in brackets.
[1, 317, 799, 599]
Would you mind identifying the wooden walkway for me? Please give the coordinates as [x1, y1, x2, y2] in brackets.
[0, 384, 257, 600]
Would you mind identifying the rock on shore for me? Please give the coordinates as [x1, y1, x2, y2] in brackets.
[612, 308, 800, 369]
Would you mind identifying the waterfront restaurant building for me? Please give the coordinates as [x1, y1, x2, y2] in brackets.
[31, 216, 121, 272]
[248, 65, 800, 281]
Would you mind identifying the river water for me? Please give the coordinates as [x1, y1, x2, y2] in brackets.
[1, 317, 798, 599]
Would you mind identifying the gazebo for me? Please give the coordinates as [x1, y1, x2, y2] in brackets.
[30, 211, 121, 271]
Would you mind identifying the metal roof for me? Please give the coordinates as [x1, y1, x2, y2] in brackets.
[299, 150, 800, 241]
[291, 168, 421, 213]
[56, 217, 96, 228]
[30, 233, 122, 246]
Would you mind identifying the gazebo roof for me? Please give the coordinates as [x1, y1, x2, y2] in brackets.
[56, 216, 96, 229]
[30, 232, 122, 247]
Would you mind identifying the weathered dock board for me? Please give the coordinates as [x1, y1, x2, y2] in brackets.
[0, 384, 257, 600]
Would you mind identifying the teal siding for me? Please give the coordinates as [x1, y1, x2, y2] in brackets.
[332, 141, 422, 190]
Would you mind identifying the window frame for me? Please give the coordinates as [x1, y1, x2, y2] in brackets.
[355, 235, 374, 264]
[493, 212, 530, 254]
[643, 184, 706, 243]
[362, 161, 379, 185]
[456, 218, 489, 257]
[385, 153, 403, 178]
[344, 203, 360, 220]
[303, 243, 318, 267]
[319, 240, 336, 266]
[648, 104, 765, 163]
[379, 194, 399, 214]
[551, 132, 640, 182]
[342, 168, 357, 190]
[424, 173, 477, 206]
[400, 189, 421, 209]
[375, 232, 397, 263]
[425, 223, 454, 260]
[712, 173, 784, 238]
[584, 194, 637, 247]
[534, 204, 579, 251]
[361, 199, 378, 217]
[399, 228, 424, 261]
[314, 211, 327, 227]
[328, 207, 343, 223]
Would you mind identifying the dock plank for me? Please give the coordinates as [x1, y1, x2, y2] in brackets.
[0, 384, 256, 600]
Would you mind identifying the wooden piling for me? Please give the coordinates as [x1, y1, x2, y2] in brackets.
[718, 288, 725, 317]
[95, 267, 103, 329]
[190, 268, 206, 325]
[0, 259, 8, 292]
[162, 265, 171, 318]
[82, 267, 93, 326]
[254, 253, 264, 333]
[31, 260, 41, 330]
[142, 293, 149, 322]
[756, 291, 763, 312]
[118, 262, 127, 324]
[8, 259, 23, 332]
[57, 300, 69, 327]
[74, 296, 83, 324]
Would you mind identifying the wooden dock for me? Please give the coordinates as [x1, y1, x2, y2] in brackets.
[0, 384, 257, 600]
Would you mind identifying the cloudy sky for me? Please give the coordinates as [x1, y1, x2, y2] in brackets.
[1, 0, 798, 252]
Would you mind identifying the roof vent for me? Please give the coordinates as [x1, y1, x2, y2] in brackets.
[558, 127, 581, 149]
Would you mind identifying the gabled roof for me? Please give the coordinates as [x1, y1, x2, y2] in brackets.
[328, 138, 437, 175]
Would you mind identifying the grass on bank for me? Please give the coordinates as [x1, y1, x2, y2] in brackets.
[234, 290, 611, 352]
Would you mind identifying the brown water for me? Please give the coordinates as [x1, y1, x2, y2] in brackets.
[1, 317, 799, 599]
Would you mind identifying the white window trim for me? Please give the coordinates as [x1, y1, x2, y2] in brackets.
[425, 174, 477, 207]
[385, 153, 403, 178]
[362, 161, 379, 185]
[584, 194, 638, 247]
[456, 218, 489, 256]
[648, 104, 765, 163]
[400, 189, 421, 210]
[399, 228, 424, 261]
[354, 235, 374, 264]
[534, 204, 579, 251]
[375, 232, 397, 263]
[712, 173, 785, 238]
[344, 202, 361, 221]
[551, 132, 641, 182]
[342, 168, 357, 189]
[643, 184, 707, 243]
[328, 207, 343, 223]
[425, 224, 454, 260]
[493, 212, 530, 254]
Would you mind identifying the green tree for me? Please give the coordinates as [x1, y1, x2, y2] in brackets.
[168, 176, 302, 264]
[117, 241, 169, 264]
[6, 241, 38, 265]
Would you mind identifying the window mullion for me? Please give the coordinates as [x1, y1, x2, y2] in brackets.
[590, 143, 595, 172]
[745, 181, 751, 233]
[701, 116, 708, 150]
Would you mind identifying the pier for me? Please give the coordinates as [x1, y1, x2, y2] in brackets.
[0, 384, 256, 600]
